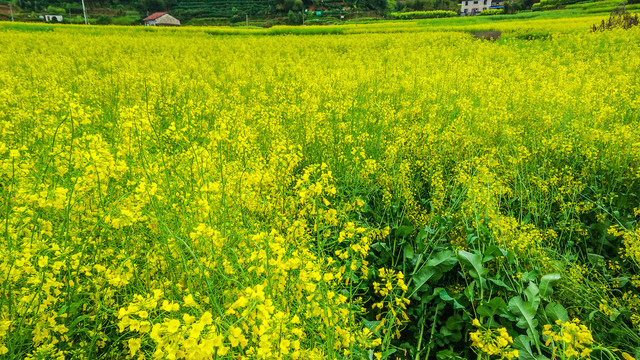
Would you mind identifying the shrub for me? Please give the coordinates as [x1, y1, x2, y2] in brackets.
[287, 10, 303, 24]
[480, 8, 504, 15]
[471, 30, 502, 39]
[112, 16, 136, 25]
[70, 15, 85, 24]
[390, 10, 457, 19]
[591, 5, 640, 31]
[514, 29, 552, 39]
[46, 5, 66, 14]
[95, 15, 112, 25]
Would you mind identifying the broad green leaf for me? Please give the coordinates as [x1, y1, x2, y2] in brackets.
[382, 348, 397, 357]
[489, 278, 514, 292]
[513, 335, 549, 360]
[539, 273, 561, 299]
[438, 289, 466, 310]
[545, 302, 569, 323]
[513, 335, 536, 360]
[587, 253, 605, 267]
[477, 297, 507, 317]
[370, 242, 389, 252]
[425, 250, 458, 270]
[524, 282, 540, 311]
[464, 281, 475, 302]
[617, 276, 630, 287]
[395, 226, 414, 237]
[508, 296, 540, 345]
[403, 243, 414, 261]
[440, 325, 463, 342]
[457, 250, 487, 287]
[483, 245, 507, 262]
[411, 267, 435, 295]
[523, 270, 539, 281]
[445, 314, 465, 331]
[436, 349, 466, 360]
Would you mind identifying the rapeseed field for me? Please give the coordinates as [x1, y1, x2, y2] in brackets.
[0, 18, 639, 360]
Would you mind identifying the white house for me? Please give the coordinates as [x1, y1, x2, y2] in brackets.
[41, 14, 64, 22]
[143, 12, 181, 26]
[461, 0, 504, 15]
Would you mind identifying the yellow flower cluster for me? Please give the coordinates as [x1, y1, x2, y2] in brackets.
[470, 319, 519, 359]
[542, 319, 594, 359]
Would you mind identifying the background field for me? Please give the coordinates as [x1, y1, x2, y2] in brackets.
[1, 14, 640, 360]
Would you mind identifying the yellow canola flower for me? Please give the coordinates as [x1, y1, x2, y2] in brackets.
[166, 319, 181, 333]
[128, 338, 141, 357]
[183, 295, 198, 308]
[161, 301, 180, 312]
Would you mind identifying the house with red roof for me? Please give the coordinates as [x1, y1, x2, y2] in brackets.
[143, 12, 181, 26]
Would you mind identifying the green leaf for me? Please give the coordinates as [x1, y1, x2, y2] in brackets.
[403, 243, 414, 261]
[617, 276, 629, 287]
[483, 245, 507, 262]
[464, 281, 475, 302]
[57, 304, 68, 316]
[440, 325, 463, 342]
[524, 282, 540, 311]
[371, 242, 389, 252]
[436, 349, 466, 360]
[513, 335, 549, 360]
[545, 302, 569, 323]
[457, 250, 487, 287]
[437, 288, 466, 310]
[411, 267, 436, 295]
[445, 314, 465, 331]
[539, 273, 561, 299]
[477, 297, 507, 318]
[489, 278, 514, 292]
[363, 320, 381, 335]
[523, 270, 539, 281]
[513, 335, 536, 360]
[587, 253, 605, 267]
[382, 348, 397, 357]
[426, 250, 458, 270]
[395, 226, 414, 237]
[508, 296, 539, 344]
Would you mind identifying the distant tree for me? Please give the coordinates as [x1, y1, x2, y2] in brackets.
[230, 6, 244, 22]
[286, 9, 302, 23]
[275, 0, 303, 11]
[405, 0, 433, 10]
[96, 14, 112, 23]
[365, 0, 387, 10]
[134, 0, 166, 13]
[519, 0, 536, 10]
[387, 0, 397, 11]
[503, 0, 520, 13]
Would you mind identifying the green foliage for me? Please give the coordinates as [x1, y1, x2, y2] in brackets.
[480, 8, 504, 14]
[286, 9, 303, 24]
[402, 0, 458, 11]
[591, 6, 640, 31]
[356, 213, 585, 359]
[391, 10, 456, 18]
[70, 15, 85, 23]
[112, 15, 137, 24]
[46, 4, 65, 13]
[95, 14, 112, 24]
[513, 29, 552, 39]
